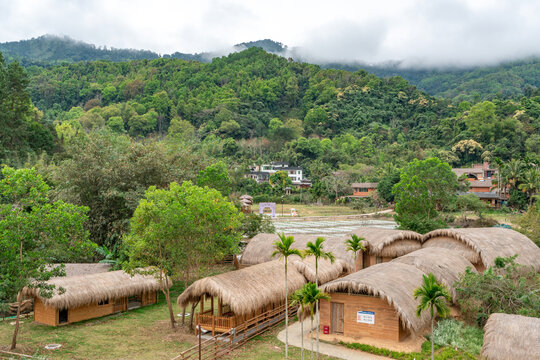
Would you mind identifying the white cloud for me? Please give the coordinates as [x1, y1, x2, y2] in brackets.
[0, 0, 539, 67]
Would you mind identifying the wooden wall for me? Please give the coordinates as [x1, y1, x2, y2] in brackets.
[320, 292, 409, 342]
[361, 253, 393, 269]
[34, 297, 58, 326]
[33, 290, 159, 326]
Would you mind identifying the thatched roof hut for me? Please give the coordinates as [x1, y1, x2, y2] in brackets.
[177, 260, 306, 316]
[320, 262, 430, 334]
[240, 233, 355, 269]
[481, 313, 540, 360]
[391, 247, 477, 300]
[22, 270, 165, 309]
[349, 228, 423, 258]
[422, 228, 540, 270]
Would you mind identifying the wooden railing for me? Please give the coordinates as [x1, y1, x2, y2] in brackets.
[196, 314, 235, 335]
[172, 303, 296, 360]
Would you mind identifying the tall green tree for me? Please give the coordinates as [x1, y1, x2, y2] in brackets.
[272, 233, 303, 359]
[196, 161, 232, 196]
[0, 167, 93, 349]
[345, 234, 366, 273]
[304, 237, 335, 359]
[518, 168, 539, 205]
[124, 181, 242, 328]
[413, 273, 451, 360]
[393, 158, 459, 233]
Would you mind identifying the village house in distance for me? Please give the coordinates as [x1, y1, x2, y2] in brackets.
[246, 162, 312, 188]
[452, 162, 507, 208]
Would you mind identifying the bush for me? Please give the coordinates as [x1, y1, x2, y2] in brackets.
[455, 256, 540, 327]
[340, 341, 475, 360]
[432, 319, 484, 355]
[241, 213, 275, 238]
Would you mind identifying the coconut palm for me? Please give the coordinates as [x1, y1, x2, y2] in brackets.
[290, 289, 307, 360]
[518, 168, 540, 205]
[272, 233, 302, 359]
[413, 273, 451, 360]
[345, 234, 366, 273]
[502, 159, 524, 188]
[302, 283, 331, 360]
[305, 237, 335, 359]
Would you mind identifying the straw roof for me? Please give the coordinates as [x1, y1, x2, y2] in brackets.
[240, 233, 355, 269]
[349, 228, 423, 257]
[177, 260, 306, 316]
[423, 228, 540, 270]
[320, 262, 430, 333]
[290, 256, 351, 285]
[23, 270, 166, 309]
[47, 263, 111, 277]
[391, 247, 477, 301]
[481, 313, 540, 360]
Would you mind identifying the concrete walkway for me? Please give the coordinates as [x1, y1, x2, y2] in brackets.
[277, 319, 388, 360]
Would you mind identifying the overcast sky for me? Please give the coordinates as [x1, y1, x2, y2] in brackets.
[1, 0, 539, 67]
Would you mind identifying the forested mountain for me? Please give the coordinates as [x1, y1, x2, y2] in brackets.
[4, 46, 537, 169]
[3, 35, 540, 102]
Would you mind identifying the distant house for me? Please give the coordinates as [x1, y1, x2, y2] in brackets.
[458, 178, 506, 207]
[452, 162, 497, 181]
[351, 182, 378, 197]
[247, 162, 311, 188]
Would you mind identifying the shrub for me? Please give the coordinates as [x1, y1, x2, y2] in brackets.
[241, 213, 275, 238]
[432, 319, 484, 355]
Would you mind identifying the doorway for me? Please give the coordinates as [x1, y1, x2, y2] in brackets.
[331, 302, 344, 334]
[58, 309, 68, 324]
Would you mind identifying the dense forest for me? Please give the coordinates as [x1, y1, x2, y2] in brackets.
[3, 35, 540, 102]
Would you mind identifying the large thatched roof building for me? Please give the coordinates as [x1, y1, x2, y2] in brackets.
[481, 313, 540, 360]
[348, 228, 423, 268]
[240, 233, 355, 269]
[319, 262, 431, 341]
[391, 247, 477, 300]
[23, 270, 165, 326]
[422, 228, 540, 271]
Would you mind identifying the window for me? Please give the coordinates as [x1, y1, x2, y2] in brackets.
[59, 309, 68, 324]
[98, 299, 109, 306]
[359, 188, 368, 192]
[376, 257, 382, 264]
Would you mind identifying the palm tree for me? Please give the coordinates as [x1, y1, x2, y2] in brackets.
[302, 283, 330, 360]
[345, 234, 366, 273]
[272, 233, 302, 359]
[305, 237, 335, 359]
[503, 159, 524, 189]
[518, 168, 540, 205]
[413, 273, 451, 360]
[290, 290, 307, 360]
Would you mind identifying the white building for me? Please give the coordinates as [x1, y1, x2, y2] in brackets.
[248, 162, 311, 187]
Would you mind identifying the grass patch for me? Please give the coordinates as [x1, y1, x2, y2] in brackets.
[257, 203, 386, 217]
[432, 319, 483, 355]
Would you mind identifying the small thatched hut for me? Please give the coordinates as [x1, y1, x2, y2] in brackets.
[240, 233, 355, 269]
[23, 270, 165, 326]
[391, 247, 477, 301]
[481, 313, 540, 360]
[347, 228, 423, 269]
[319, 262, 430, 342]
[422, 228, 540, 271]
[177, 260, 307, 334]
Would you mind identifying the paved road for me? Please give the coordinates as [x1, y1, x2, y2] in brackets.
[277, 319, 388, 360]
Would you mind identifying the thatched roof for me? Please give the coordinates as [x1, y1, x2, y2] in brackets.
[349, 228, 423, 257]
[290, 256, 350, 285]
[240, 233, 355, 269]
[23, 270, 166, 309]
[351, 182, 378, 188]
[482, 313, 540, 360]
[320, 262, 430, 333]
[391, 247, 477, 301]
[423, 228, 540, 270]
[177, 260, 306, 316]
[47, 263, 111, 277]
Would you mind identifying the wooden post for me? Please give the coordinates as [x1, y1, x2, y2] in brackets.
[211, 296, 214, 314]
[198, 317, 202, 360]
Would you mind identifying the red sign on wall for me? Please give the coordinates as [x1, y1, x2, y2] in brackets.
[323, 325, 329, 334]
